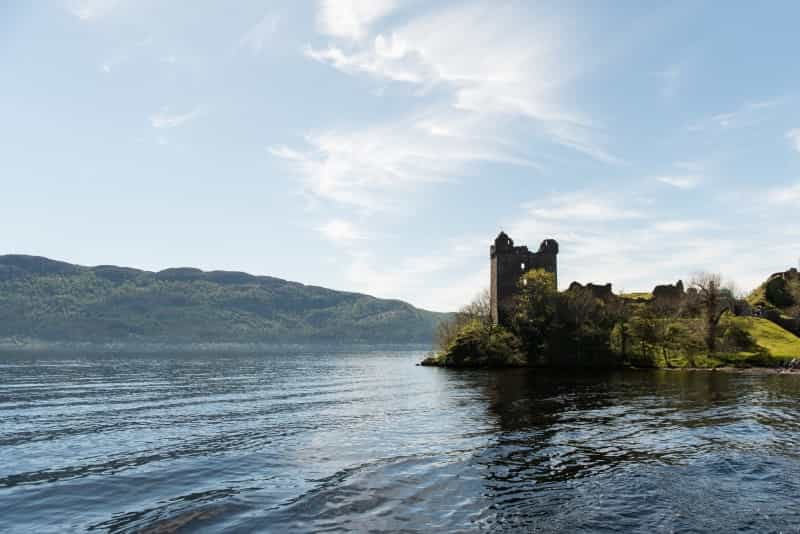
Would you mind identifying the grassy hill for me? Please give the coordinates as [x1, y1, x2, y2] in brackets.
[722, 317, 800, 366]
[728, 316, 800, 362]
[0, 255, 449, 344]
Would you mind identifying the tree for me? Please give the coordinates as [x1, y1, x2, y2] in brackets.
[559, 287, 607, 359]
[440, 320, 526, 367]
[435, 289, 491, 351]
[510, 269, 557, 358]
[607, 292, 633, 362]
[459, 288, 492, 325]
[628, 305, 660, 363]
[647, 295, 692, 366]
[689, 272, 730, 353]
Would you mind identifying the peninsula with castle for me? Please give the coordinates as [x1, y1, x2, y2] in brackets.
[422, 232, 800, 369]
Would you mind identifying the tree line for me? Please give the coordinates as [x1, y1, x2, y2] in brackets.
[427, 270, 761, 368]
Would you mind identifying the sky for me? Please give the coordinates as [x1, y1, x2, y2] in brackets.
[2, 0, 800, 312]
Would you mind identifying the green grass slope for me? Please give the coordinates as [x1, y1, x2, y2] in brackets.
[729, 316, 800, 360]
[0, 255, 449, 343]
[621, 292, 653, 301]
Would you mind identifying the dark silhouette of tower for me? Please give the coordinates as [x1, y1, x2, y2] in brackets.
[490, 232, 558, 325]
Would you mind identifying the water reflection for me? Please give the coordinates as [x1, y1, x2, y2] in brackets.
[455, 369, 800, 532]
[2, 352, 800, 533]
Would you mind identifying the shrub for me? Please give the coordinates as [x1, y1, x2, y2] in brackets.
[719, 319, 759, 353]
[766, 277, 796, 308]
[441, 320, 526, 368]
[435, 290, 491, 351]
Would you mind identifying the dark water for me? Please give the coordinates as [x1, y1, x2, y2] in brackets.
[2, 349, 800, 533]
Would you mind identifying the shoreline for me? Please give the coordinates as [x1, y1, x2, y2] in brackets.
[661, 365, 800, 374]
[420, 359, 800, 374]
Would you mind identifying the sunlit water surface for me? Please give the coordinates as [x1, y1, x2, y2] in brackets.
[2, 348, 800, 533]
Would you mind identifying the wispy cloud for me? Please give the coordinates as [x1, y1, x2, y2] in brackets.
[240, 12, 282, 53]
[786, 129, 800, 153]
[524, 192, 643, 222]
[316, 0, 399, 41]
[689, 99, 781, 131]
[101, 58, 123, 73]
[656, 175, 699, 189]
[308, 2, 584, 123]
[501, 181, 800, 297]
[270, 111, 537, 211]
[99, 36, 152, 74]
[149, 107, 202, 129]
[306, 1, 617, 162]
[305, 39, 432, 84]
[767, 182, 800, 205]
[318, 219, 364, 243]
[67, 0, 119, 21]
[340, 189, 799, 308]
[506, 193, 763, 293]
[652, 220, 718, 233]
[279, 1, 619, 213]
[342, 235, 488, 311]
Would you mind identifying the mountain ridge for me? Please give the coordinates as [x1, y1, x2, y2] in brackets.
[0, 254, 448, 344]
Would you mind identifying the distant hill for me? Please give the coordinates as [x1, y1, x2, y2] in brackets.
[0, 255, 449, 344]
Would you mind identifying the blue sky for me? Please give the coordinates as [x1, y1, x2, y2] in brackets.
[2, 1, 800, 312]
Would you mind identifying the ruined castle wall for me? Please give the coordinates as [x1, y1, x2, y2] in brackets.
[493, 248, 526, 325]
[490, 255, 499, 324]
[490, 235, 558, 326]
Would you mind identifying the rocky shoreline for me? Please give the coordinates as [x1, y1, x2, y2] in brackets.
[419, 356, 800, 373]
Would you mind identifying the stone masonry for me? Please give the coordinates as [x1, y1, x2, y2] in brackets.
[490, 232, 558, 325]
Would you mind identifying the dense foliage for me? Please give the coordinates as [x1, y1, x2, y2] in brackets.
[0, 255, 448, 343]
[748, 271, 800, 318]
[428, 268, 800, 368]
[434, 320, 526, 368]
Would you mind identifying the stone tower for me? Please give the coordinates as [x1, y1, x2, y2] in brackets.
[490, 232, 558, 325]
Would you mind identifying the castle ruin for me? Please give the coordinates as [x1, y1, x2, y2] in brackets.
[488, 233, 798, 337]
[490, 232, 558, 325]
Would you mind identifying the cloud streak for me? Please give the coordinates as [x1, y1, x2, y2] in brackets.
[524, 192, 643, 222]
[240, 12, 282, 53]
[279, 1, 619, 214]
[67, 0, 120, 21]
[767, 182, 800, 205]
[149, 108, 202, 129]
[509, 198, 731, 293]
[308, 2, 586, 123]
[656, 175, 699, 189]
[502, 185, 799, 300]
[270, 111, 538, 211]
[688, 99, 781, 132]
[342, 235, 488, 311]
[316, 0, 399, 41]
[318, 219, 364, 242]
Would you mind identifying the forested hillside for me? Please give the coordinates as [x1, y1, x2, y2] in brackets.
[0, 255, 447, 343]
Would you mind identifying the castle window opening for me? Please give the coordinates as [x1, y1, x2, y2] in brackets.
[521, 262, 526, 270]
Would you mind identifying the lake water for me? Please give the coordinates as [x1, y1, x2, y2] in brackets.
[2, 348, 800, 533]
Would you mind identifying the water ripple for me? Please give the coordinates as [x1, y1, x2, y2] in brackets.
[2, 353, 800, 532]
